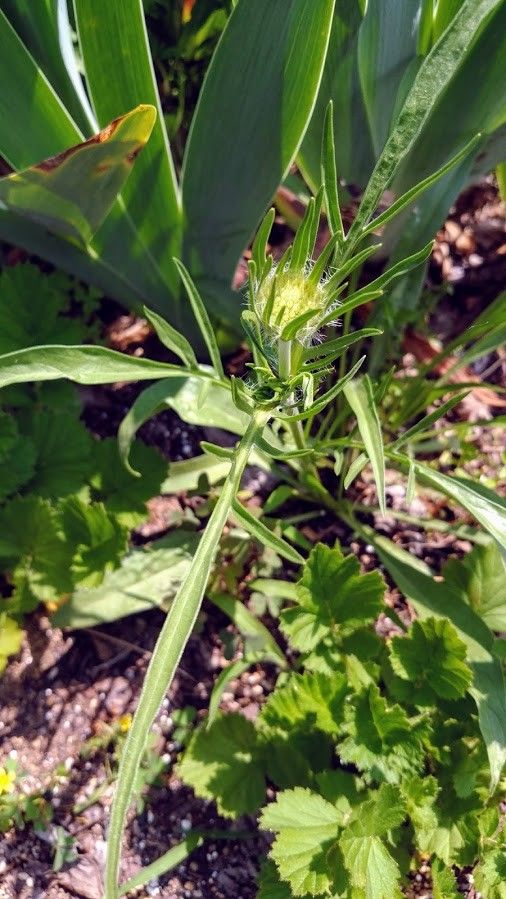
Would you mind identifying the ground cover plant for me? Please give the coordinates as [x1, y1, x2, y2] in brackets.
[0, 1, 505, 898]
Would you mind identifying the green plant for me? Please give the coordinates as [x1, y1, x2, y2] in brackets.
[0, 263, 177, 650]
[0, 82, 504, 895]
[299, 0, 506, 335]
[0, 0, 335, 340]
[178, 542, 505, 898]
[0, 0, 503, 345]
[0, 759, 53, 834]
[142, 0, 232, 162]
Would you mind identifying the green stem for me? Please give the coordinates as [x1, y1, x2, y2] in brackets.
[104, 409, 269, 898]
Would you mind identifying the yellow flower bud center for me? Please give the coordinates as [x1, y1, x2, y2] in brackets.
[257, 271, 326, 335]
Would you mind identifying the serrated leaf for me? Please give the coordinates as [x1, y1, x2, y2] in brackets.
[260, 788, 342, 897]
[389, 618, 473, 704]
[403, 774, 480, 866]
[257, 859, 317, 899]
[0, 496, 71, 604]
[260, 671, 348, 736]
[0, 264, 85, 353]
[60, 496, 128, 588]
[432, 858, 464, 897]
[280, 543, 385, 652]
[177, 713, 265, 818]
[52, 531, 198, 628]
[90, 438, 166, 527]
[339, 785, 405, 899]
[474, 850, 506, 899]
[372, 533, 506, 791]
[339, 684, 426, 783]
[23, 411, 93, 499]
[0, 412, 36, 501]
[443, 542, 506, 631]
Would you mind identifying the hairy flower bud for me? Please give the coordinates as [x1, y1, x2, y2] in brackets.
[255, 266, 333, 345]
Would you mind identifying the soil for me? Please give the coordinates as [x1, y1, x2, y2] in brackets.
[0, 178, 504, 898]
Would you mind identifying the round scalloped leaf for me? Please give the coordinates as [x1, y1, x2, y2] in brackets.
[389, 617, 473, 704]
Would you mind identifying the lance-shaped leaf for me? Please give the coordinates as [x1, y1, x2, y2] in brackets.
[344, 376, 386, 514]
[0, 345, 195, 390]
[231, 500, 304, 565]
[348, 0, 504, 241]
[0, 105, 156, 244]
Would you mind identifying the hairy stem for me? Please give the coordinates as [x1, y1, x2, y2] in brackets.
[105, 409, 269, 898]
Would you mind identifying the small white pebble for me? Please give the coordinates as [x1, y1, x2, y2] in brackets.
[181, 818, 192, 832]
[8, 749, 17, 759]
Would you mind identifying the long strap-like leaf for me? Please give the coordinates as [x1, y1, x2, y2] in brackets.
[105, 409, 269, 897]
[348, 0, 502, 241]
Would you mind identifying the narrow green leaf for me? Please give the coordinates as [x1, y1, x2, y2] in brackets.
[303, 328, 381, 363]
[344, 376, 386, 514]
[173, 259, 224, 378]
[0, 345, 191, 390]
[280, 307, 322, 341]
[143, 307, 197, 370]
[207, 655, 266, 727]
[320, 289, 384, 326]
[390, 391, 469, 450]
[326, 242, 380, 293]
[200, 442, 234, 461]
[308, 232, 340, 285]
[338, 242, 432, 316]
[119, 832, 205, 896]
[412, 462, 506, 551]
[321, 100, 344, 244]
[362, 134, 482, 238]
[406, 458, 416, 505]
[0, 106, 156, 244]
[105, 412, 268, 896]
[344, 452, 368, 490]
[289, 197, 316, 270]
[208, 593, 286, 668]
[252, 207, 275, 272]
[277, 356, 365, 422]
[231, 499, 304, 565]
[348, 0, 502, 240]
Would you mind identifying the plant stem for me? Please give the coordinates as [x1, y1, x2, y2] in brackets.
[104, 409, 269, 899]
